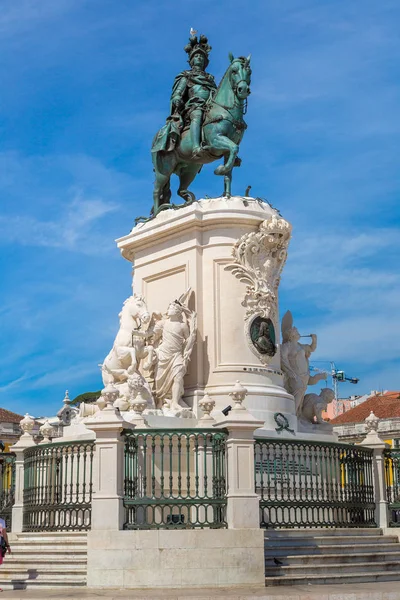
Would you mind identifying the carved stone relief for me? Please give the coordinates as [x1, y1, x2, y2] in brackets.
[225, 214, 292, 364]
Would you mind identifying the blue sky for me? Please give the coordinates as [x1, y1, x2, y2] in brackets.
[0, 0, 399, 416]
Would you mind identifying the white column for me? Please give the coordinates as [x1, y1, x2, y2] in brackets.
[360, 411, 390, 529]
[85, 384, 135, 531]
[215, 381, 264, 529]
[10, 415, 37, 533]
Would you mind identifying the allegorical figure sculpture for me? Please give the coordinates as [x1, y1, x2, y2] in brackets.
[301, 388, 335, 427]
[280, 311, 326, 417]
[151, 290, 197, 414]
[151, 32, 251, 212]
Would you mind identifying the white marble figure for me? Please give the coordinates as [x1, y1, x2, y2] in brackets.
[280, 311, 326, 416]
[100, 294, 155, 405]
[301, 388, 335, 426]
[151, 289, 197, 414]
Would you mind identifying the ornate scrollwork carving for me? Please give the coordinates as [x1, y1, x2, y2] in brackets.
[225, 214, 292, 364]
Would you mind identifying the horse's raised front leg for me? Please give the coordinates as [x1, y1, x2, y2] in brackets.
[212, 135, 238, 176]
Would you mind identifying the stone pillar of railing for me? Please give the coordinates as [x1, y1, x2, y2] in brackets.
[85, 383, 135, 531]
[360, 411, 390, 529]
[10, 414, 37, 533]
[215, 381, 264, 529]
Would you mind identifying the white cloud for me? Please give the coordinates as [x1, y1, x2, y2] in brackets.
[0, 194, 117, 254]
[0, 373, 30, 393]
[30, 363, 98, 390]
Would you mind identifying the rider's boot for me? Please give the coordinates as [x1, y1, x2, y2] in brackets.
[190, 111, 202, 157]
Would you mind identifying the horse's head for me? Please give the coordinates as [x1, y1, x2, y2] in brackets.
[122, 294, 150, 326]
[228, 53, 252, 100]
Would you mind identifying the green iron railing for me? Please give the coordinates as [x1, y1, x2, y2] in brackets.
[0, 453, 16, 530]
[384, 447, 400, 526]
[23, 440, 94, 532]
[255, 438, 376, 528]
[123, 428, 228, 529]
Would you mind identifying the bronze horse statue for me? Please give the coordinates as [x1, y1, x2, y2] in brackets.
[151, 54, 251, 215]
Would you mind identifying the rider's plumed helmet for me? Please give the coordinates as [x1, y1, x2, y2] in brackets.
[184, 34, 212, 68]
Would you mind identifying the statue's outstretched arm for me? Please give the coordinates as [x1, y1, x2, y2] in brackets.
[308, 372, 327, 386]
[301, 334, 317, 358]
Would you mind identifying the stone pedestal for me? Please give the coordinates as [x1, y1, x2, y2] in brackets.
[10, 432, 37, 533]
[360, 413, 390, 529]
[85, 403, 134, 531]
[216, 382, 264, 529]
[117, 197, 296, 432]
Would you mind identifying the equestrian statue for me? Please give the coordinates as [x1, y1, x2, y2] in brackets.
[151, 32, 252, 215]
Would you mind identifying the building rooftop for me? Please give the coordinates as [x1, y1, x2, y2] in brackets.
[0, 408, 24, 424]
[331, 391, 400, 425]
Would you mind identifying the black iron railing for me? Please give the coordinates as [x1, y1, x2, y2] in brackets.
[0, 453, 15, 530]
[384, 447, 400, 526]
[123, 429, 228, 529]
[255, 438, 376, 528]
[23, 440, 94, 532]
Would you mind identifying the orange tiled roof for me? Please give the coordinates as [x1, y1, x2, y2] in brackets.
[331, 391, 400, 425]
[0, 408, 23, 424]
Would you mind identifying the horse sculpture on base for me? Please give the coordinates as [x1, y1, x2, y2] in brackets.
[101, 295, 153, 388]
[151, 54, 251, 215]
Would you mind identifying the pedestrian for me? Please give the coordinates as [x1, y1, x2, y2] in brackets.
[0, 517, 11, 592]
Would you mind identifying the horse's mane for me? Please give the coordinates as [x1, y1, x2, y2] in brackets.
[214, 57, 248, 96]
[123, 294, 144, 307]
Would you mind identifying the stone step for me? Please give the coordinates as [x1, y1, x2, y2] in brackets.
[10, 540, 87, 549]
[264, 528, 384, 538]
[264, 542, 400, 556]
[265, 560, 400, 577]
[0, 564, 87, 573]
[265, 571, 400, 586]
[264, 535, 398, 547]
[265, 551, 400, 566]
[5, 531, 88, 589]
[5, 557, 87, 568]
[0, 578, 86, 590]
[14, 535, 87, 543]
[15, 531, 87, 536]
[0, 570, 86, 583]
[8, 548, 87, 563]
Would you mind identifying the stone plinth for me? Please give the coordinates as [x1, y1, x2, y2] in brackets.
[87, 529, 264, 588]
[117, 197, 295, 431]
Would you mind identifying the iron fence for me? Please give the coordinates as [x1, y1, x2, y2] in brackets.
[123, 428, 228, 529]
[23, 440, 94, 532]
[384, 447, 400, 526]
[0, 453, 15, 530]
[255, 438, 376, 528]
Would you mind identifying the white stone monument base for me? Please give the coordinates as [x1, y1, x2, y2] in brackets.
[87, 528, 264, 588]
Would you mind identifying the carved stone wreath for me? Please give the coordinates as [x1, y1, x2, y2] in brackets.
[225, 214, 292, 364]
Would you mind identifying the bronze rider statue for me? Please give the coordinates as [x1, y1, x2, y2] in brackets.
[152, 34, 217, 157]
